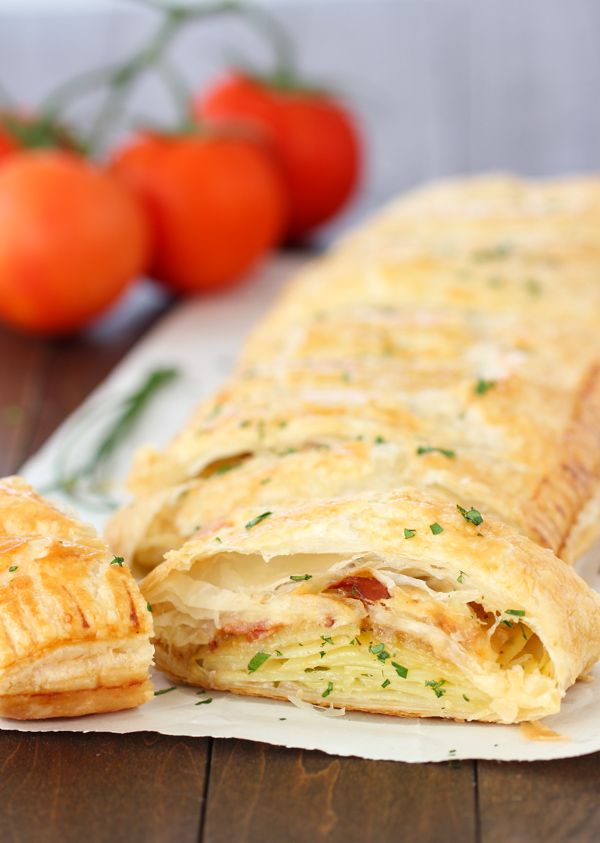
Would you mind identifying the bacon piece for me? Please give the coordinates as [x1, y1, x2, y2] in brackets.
[328, 575, 390, 603]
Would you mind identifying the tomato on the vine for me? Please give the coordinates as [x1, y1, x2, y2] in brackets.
[0, 125, 19, 163]
[0, 151, 149, 335]
[110, 131, 287, 294]
[196, 72, 362, 239]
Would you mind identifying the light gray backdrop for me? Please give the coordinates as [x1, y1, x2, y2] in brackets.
[1, 0, 599, 240]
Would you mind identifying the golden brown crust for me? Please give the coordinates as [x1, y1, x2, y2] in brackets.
[525, 363, 600, 555]
[0, 476, 154, 719]
[0, 679, 153, 720]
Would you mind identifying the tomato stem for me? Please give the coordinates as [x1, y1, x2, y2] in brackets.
[33, 0, 300, 153]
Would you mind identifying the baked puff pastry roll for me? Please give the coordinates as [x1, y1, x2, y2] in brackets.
[141, 491, 600, 724]
[0, 477, 153, 719]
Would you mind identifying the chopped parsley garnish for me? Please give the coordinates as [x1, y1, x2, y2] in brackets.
[374, 436, 386, 444]
[474, 378, 496, 395]
[215, 537, 222, 543]
[449, 749, 457, 756]
[290, 574, 312, 582]
[154, 687, 176, 696]
[146, 602, 153, 613]
[430, 522, 444, 535]
[8, 565, 18, 573]
[472, 243, 513, 262]
[274, 650, 283, 657]
[392, 662, 408, 679]
[457, 504, 484, 526]
[214, 463, 236, 475]
[321, 636, 334, 646]
[279, 717, 287, 721]
[463, 694, 470, 702]
[305, 666, 330, 672]
[369, 643, 390, 662]
[382, 678, 391, 689]
[505, 609, 525, 617]
[404, 528, 416, 539]
[416, 446, 456, 458]
[110, 556, 124, 567]
[322, 681, 334, 698]
[195, 697, 213, 705]
[245, 511, 272, 530]
[500, 619, 513, 628]
[247, 652, 271, 673]
[524, 278, 542, 296]
[425, 679, 447, 698]
[319, 650, 326, 658]
[349, 637, 361, 646]
[457, 570, 466, 583]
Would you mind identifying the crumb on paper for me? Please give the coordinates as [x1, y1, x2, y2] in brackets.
[520, 721, 568, 741]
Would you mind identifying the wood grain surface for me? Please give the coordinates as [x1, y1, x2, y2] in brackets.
[0, 300, 599, 843]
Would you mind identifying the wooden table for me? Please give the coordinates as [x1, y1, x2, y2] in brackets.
[0, 295, 599, 843]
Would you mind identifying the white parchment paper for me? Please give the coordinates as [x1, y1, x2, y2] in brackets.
[11, 254, 600, 763]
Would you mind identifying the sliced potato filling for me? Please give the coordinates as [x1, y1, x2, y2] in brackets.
[152, 552, 559, 722]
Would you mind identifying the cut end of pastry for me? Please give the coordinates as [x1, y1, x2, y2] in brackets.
[142, 491, 600, 725]
[0, 476, 155, 720]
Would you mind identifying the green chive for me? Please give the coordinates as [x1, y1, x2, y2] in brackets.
[321, 636, 334, 646]
[322, 681, 334, 698]
[404, 528, 416, 539]
[382, 679, 391, 689]
[392, 662, 408, 679]
[290, 574, 312, 582]
[430, 522, 444, 535]
[463, 694, 470, 702]
[474, 378, 496, 395]
[457, 570, 466, 583]
[245, 511, 272, 530]
[374, 436, 386, 444]
[8, 565, 18, 573]
[247, 652, 270, 673]
[425, 679, 446, 698]
[416, 446, 456, 458]
[110, 556, 124, 567]
[457, 504, 484, 526]
[154, 687, 176, 696]
[505, 609, 525, 617]
[146, 602, 153, 613]
[195, 697, 213, 705]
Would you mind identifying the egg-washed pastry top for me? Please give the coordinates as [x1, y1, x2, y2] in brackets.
[108, 174, 600, 723]
[0, 476, 153, 719]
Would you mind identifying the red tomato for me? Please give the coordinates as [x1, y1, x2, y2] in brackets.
[197, 73, 362, 238]
[0, 151, 149, 335]
[110, 132, 287, 294]
[0, 125, 19, 162]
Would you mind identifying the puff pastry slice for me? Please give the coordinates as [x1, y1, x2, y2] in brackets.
[141, 491, 600, 724]
[0, 477, 153, 719]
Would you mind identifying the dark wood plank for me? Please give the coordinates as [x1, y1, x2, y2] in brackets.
[479, 755, 600, 843]
[203, 739, 476, 843]
[0, 328, 49, 475]
[0, 731, 208, 843]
